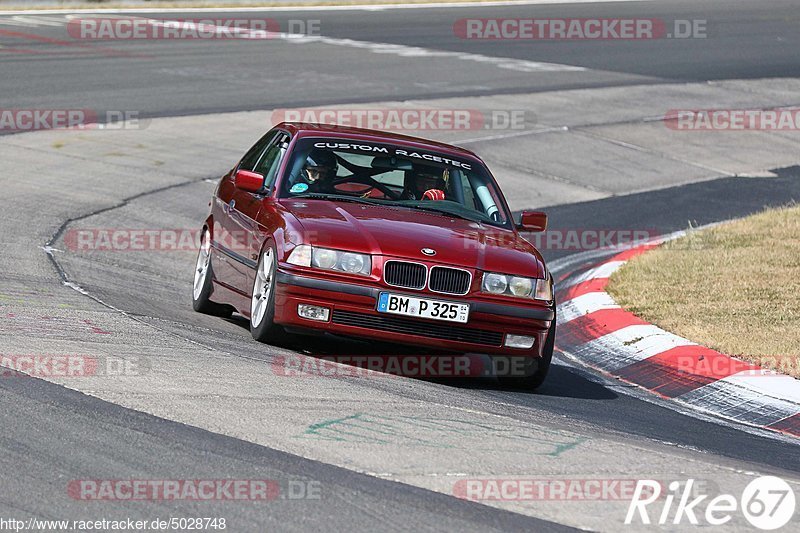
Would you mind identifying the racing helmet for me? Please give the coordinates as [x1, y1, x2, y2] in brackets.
[304, 149, 338, 178]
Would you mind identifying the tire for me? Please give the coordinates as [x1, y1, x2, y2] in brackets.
[250, 245, 285, 343]
[192, 228, 233, 318]
[497, 317, 555, 391]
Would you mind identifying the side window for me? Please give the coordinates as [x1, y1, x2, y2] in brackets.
[253, 133, 289, 189]
[238, 132, 278, 172]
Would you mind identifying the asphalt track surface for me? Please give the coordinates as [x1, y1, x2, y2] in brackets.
[1, 0, 800, 531]
[0, 0, 799, 118]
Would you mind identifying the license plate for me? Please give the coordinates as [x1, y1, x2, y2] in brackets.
[377, 292, 469, 323]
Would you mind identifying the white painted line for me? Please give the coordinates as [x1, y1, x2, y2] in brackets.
[561, 259, 625, 289]
[584, 259, 626, 280]
[568, 324, 697, 372]
[283, 33, 585, 72]
[723, 371, 800, 406]
[678, 377, 800, 427]
[600, 324, 696, 359]
[456, 125, 568, 145]
[557, 291, 619, 324]
[0, 14, 67, 26]
[0, 0, 660, 16]
[547, 228, 691, 279]
[134, 17, 585, 73]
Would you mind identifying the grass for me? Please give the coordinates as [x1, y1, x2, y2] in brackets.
[607, 204, 800, 377]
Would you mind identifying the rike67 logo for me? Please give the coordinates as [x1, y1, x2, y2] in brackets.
[626, 476, 796, 530]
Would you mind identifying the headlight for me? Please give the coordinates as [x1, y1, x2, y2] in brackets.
[482, 273, 508, 294]
[482, 272, 552, 301]
[340, 252, 366, 274]
[313, 248, 338, 269]
[289, 246, 371, 276]
[509, 276, 533, 297]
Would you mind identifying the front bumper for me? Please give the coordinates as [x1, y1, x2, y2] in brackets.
[273, 270, 554, 356]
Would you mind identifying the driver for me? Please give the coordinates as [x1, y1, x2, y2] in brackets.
[297, 149, 338, 193]
[402, 169, 447, 200]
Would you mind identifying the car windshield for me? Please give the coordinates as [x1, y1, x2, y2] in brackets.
[279, 137, 512, 227]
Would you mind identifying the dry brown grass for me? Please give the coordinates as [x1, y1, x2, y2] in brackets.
[607, 204, 800, 377]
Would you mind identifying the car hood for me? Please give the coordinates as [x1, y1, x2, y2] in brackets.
[279, 199, 545, 278]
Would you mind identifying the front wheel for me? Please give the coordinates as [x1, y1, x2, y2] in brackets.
[192, 228, 232, 318]
[250, 246, 284, 343]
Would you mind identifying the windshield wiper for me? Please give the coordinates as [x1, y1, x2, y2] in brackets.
[403, 204, 484, 224]
[297, 194, 487, 224]
[298, 193, 382, 206]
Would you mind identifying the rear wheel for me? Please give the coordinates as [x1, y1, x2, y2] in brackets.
[250, 246, 284, 343]
[192, 228, 232, 318]
[497, 319, 555, 391]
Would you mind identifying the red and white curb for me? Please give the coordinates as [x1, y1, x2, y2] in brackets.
[555, 242, 800, 438]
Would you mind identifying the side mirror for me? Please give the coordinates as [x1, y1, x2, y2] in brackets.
[518, 211, 547, 232]
[234, 169, 265, 193]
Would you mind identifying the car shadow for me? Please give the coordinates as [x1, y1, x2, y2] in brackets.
[225, 313, 618, 401]
[424, 360, 617, 401]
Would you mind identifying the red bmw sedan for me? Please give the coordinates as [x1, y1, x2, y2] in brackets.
[192, 123, 555, 388]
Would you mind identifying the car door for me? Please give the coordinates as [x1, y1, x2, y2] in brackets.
[241, 131, 290, 292]
[213, 131, 280, 293]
